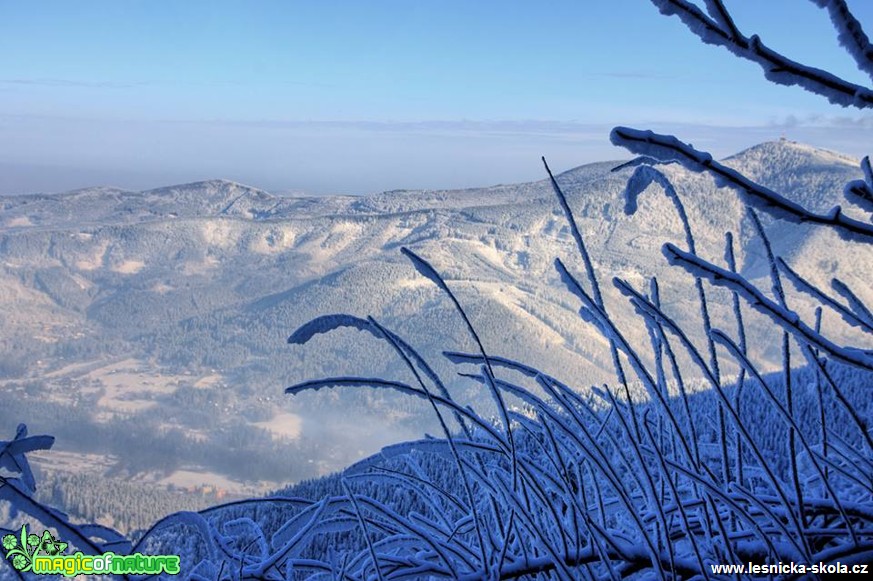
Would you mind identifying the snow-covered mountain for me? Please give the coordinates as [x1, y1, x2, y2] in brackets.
[0, 140, 869, 517]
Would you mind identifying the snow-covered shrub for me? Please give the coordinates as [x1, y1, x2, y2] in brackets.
[4, 1, 871, 579]
[238, 1, 872, 577]
[0, 424, 133, 578]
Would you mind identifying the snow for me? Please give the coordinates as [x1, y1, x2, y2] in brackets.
[111, 259, 145, 274]
[4, 216, 32, 227]
[199, 220, 240, 249]
[650, 0, 873, 108]
[2, 135, 871, 580]
[611, 126, 873, 242]
[252, 412, 303, 441]
[3, 0, 871, 575]
[182, 255, 219, 275]
[156, 470, 265, 493]
[74, 240, 109, 271]
[812, 0, 873, 81]
[249, 225, 297, 254]
[664, 242, 873, 370]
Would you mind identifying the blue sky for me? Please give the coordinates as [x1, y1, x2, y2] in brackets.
[0, 0, 870, 195]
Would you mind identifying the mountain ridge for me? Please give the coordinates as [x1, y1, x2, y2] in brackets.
[0, 138, 869, 499]
[3, 139, 857, 228]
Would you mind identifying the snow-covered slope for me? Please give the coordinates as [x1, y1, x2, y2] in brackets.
[0, 140, 868, 491]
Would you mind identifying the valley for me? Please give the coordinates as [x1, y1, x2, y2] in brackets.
[1, 139, 869, 532]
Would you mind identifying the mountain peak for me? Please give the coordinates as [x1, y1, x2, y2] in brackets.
[140, 179, 278, 218]
[725, 139, 859, 169]
[144, 178, 269, 197]
[721, 139, 862, 214]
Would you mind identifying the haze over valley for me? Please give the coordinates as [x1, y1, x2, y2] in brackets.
[1, 138, 869, 531]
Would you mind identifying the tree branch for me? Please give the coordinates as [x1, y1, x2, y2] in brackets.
[650, 0, 873, 108]
[610, 127, 873, 242]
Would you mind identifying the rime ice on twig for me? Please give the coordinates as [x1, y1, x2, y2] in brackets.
[812, 0, 873, 82]
[650, 0, 873, 108]
[664, 243, 873, 371]
[611, 127, 873, 242]
[845, 156, 873, 213]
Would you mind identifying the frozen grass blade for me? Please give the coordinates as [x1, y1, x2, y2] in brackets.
[664, 243, 873, 370]
[779, 259, 873, 334]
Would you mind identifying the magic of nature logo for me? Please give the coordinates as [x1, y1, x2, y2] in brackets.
[3, 524, 180, 576]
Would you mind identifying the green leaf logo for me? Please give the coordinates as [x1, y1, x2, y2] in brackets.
[3, 525, 32, 572]
[4, 525, 68, 573]
[1, 534, 16, 551]
[11, 554, 27, 570]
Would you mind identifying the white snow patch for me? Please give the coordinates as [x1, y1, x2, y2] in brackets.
[475, 243, 508, 268]
[157, 470, 271, 493]
[251, 225, 297, 254]
[397, 277, 433, 290]
[89, 359, 178, 416]
[151, 281, 174, 294]
[253, 412, 303, 441]
[478, 282, 567, 345]
[6, 216, 32, 227]
[75, 241, 109, 271]
[112, 259, 145, 274]
[183, 255, 219, 275]
[200, 220, 239, 248]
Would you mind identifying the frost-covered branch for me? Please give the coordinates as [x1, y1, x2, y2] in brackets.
[0, 425, 135, 578]
[845, 155, 873, 213]
[832, 277, 873, 328]
[649, 0, 873, 108]
[812, 0, 873, 81]
[778, 258, 873, 334]
[663, 243, 873, 370]
[611, 127, 873, 242]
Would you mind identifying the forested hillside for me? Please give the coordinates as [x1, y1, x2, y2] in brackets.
[2, 0, 872, 576]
